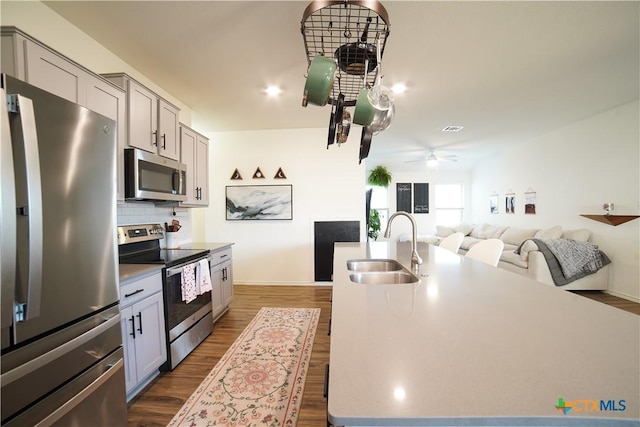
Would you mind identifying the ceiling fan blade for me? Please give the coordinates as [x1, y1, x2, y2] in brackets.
[435, 155, 458, 162]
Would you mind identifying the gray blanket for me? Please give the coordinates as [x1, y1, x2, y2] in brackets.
[515, 238, 611, 286]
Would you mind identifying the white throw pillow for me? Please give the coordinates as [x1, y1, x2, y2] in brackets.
[453, 223, 473, 236]
[480, 225, 508, 239]
[500, 228, 538, 246]
[562, 229, 591, 242]
[469, 224, 487, 238]
[535, 225, 563, 239]
[436, 225, 454, 237]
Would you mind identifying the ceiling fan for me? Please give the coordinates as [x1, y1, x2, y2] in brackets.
[405, 148, 458, 164]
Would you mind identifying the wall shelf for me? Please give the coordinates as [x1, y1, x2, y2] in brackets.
[580, 214, 640, 226]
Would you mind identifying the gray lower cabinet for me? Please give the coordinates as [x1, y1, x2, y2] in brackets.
[210, 248, 233, 321]
[119, 271, 166, 401]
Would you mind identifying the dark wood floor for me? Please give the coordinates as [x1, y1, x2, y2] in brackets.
[127, 285, 333, 426]
[127, 285, 638, 426]
[571, 290, 640, 315]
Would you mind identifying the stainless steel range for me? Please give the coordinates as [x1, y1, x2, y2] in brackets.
[117, 224, 214, 371]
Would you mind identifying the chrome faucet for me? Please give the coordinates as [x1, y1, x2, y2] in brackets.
[383, 211, 423, 271]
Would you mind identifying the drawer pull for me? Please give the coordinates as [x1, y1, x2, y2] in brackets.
[124, 289, 144, 298]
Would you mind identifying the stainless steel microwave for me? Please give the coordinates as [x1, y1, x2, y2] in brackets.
[124, 148, 187, 201]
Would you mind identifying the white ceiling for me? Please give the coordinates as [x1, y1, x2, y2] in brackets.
[43, 1, 639, 171]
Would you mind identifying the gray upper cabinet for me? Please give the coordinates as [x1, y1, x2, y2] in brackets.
[1, 26, 126, 201]
[103, 73, 180, 161]
[180, 123, 209, 206]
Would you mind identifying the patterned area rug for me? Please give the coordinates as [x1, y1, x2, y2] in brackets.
[168, 307, 321, 427]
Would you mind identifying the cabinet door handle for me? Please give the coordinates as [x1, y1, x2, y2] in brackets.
[161, 133, 166, 149]
[152, 130, 158, 146]
[222, 267, 227, 281]
[323, 364, 330, 399]
[136, 312, 143, 334]
[129, 316, 136, 339]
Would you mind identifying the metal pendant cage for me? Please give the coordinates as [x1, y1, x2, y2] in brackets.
[301, 0, 390, 107]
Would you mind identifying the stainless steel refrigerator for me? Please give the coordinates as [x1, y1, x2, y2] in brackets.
[1, 74, 127, 426]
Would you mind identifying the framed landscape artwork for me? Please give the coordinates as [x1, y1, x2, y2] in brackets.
[226, 185, 293, 220]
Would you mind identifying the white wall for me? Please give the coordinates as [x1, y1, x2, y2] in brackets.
[471, 101, 639, 301]
[203, 128, 366, 284]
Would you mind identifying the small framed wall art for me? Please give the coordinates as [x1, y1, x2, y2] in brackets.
[490, 194, 499, 214]
[505, 192, 515, 214]
[525, 190, 537, 214]
[413, 183, 429, 214]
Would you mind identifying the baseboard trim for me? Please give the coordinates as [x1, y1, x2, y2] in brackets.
[604, 289, 640, 303]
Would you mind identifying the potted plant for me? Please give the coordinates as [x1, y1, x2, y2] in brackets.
[368, 165, 392, 188]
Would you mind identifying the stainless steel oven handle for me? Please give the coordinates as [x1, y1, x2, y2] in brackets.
[166, 255, 213, 278]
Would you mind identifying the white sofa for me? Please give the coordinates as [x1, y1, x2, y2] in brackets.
[401, 223, 609, 290]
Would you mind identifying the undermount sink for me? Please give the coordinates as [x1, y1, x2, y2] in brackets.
[346, 259, 404, 272]
[347, 259, 420, 285]
[349, 271, 420, 285]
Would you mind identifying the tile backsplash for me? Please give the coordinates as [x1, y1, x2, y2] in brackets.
[117, 201, 192, 248]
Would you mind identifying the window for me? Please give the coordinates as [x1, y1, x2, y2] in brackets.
[434, 184, 464, 226]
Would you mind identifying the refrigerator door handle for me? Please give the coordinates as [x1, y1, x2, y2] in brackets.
[1, 89, 17, 329]
[9, 94, 43, 322]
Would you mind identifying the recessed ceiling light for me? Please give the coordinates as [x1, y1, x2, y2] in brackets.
[442, 125, 463, 132]
[391, 83, 407, 94]
[265, 85, 282, 96]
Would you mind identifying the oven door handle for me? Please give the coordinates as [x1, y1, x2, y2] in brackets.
[166, 255, 213, 278]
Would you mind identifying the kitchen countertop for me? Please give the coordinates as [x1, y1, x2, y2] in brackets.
[328, 242, 639, 426]
[119, 264, 163, 285]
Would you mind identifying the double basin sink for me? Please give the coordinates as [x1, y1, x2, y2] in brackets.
[347, 259, 420, 285]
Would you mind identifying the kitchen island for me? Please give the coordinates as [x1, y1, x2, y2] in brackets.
[328, 242, 639, 426]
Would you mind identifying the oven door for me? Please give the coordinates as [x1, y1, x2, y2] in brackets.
[163, 258, 212, 342]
